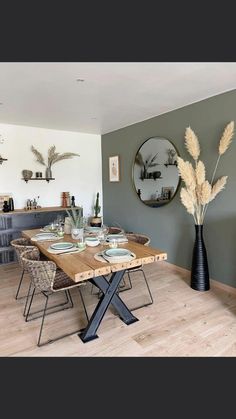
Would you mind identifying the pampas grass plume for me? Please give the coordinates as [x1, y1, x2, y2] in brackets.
[219, 121, 234, 156]
[185, 126, 200, 160]
[180, 188, 195, 215]
[177, 157, 196, 190]
[210, 176, 228, 202]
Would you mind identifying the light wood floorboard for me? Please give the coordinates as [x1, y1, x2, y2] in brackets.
[0, 261, 236, 357]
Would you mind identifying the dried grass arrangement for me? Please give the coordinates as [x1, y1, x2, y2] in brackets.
[31, 145, 79, 169]
[177, 122, 234, 225]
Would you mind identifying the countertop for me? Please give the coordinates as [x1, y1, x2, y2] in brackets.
[0, 206, 71, 215]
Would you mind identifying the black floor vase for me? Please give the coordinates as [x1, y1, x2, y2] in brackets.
[191, 224, 210, 291]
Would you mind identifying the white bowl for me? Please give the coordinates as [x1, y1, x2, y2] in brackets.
[85, 237, 100, 247]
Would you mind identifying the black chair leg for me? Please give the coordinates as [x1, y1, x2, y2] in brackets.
[37, 293, 49, 347]
[77, 287, 89, 322]
[25, 288, 73, 322]
[15, 269, 25, 300]
[124, 269, 153, 311]
[37, 289, 89, 347]
[25, 287, 36, 322]
[23, 280, 33, 317]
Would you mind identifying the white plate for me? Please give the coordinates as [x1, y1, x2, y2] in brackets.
[50, 242, 74, 250]
[35, 232, 58, 239]
[104, 248, 131, 257]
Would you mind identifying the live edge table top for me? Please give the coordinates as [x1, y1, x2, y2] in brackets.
[22, 229, 167, 284]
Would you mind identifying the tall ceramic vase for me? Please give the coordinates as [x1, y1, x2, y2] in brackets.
[191, 224, 210, 291]
[45, 166, 52, 179]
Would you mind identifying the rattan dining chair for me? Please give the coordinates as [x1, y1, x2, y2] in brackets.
[11, 238, 40, 300]
[108, 226, 124, 234]
[21, 248, 89, 347]
[122, 233, 153, 311]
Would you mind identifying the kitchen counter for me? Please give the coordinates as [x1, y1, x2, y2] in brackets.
[0, 206, 71, 215]
[0, 206, 70, 264]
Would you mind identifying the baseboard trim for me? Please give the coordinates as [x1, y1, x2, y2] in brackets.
[165, 261, 236, 295]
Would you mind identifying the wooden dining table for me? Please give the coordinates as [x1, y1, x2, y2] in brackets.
[22, 229, 167, 343]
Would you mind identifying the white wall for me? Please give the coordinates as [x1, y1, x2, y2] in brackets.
[0, 123, 102, 217]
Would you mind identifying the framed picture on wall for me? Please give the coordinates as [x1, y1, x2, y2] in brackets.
[109, 155, 120, 182]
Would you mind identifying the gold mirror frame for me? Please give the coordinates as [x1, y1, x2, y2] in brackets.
[132, 136, 181, 207]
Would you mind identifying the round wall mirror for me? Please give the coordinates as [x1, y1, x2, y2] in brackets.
[133, 137, 180, 207]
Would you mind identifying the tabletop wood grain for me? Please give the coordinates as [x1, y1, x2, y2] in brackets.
[22, 229, 167, 283]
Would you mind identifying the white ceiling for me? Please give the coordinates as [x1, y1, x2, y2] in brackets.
[0, 62, 236, 135]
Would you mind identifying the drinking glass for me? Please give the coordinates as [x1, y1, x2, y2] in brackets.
[97, 224, 109, 245]
[109, 238, 118, 249]
[57, 226, 64, 238]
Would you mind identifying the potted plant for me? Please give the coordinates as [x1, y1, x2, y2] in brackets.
[90, 192, 102, 227]
[135, 151, 159, 180]
[66, 207, 85, 240]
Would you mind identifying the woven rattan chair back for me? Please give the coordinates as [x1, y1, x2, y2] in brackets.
[108, 227, 124, 234]
[126, 233, 150, 246]
[10, 238, 36, 268]
[21, 249, 56, 292]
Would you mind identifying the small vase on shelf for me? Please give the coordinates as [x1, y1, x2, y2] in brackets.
[45, 167, 52, 179]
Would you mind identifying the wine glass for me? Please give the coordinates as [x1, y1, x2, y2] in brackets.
[97, 224, 108, 245]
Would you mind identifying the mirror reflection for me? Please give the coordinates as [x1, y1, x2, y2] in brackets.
[133, 137, 180, 207]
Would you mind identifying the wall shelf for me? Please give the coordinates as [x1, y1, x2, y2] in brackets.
[140, 177, 163, 181]
[164, 163, 177, 167]
[0, 158, 8, 165]
[22, 177, 55, 183]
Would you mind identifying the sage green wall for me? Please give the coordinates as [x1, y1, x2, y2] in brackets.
[102, 89, 236, 288]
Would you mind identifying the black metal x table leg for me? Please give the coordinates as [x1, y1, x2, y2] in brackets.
[79, 269, 138, 343]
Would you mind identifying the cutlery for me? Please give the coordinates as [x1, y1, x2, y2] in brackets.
[57, 249, 79, 255]
[97, 252, 108, 263]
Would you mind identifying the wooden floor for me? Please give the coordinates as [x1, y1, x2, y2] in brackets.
[1, 261, 236, 357]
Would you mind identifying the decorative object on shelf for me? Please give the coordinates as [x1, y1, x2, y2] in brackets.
[133, 136, 180, 207]
[8, 197, 14, 211]
[177, 121, 234, 292]
[135, 151, 159, 180]
[165, 148, 177, 165]
[0, 194, 12, 210]
[35, 171, 42, 178]
[65, 206, 85, 239]
[71, 195, 75, 207]
[31, 145, 80, 179]
[153, 171, 162, 180]
[61, 192, 70, 207]
[22, 170, 33, 180]
[2, 201, 10, 212]
[45, 167, 52, 179]
[109, 155, 120, 182]
[90, 192, 102, 227]
[161, 186, 174, 200]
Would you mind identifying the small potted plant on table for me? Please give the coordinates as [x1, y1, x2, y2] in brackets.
[66, 207, 85, 240]
[90, 192, 102, 227]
